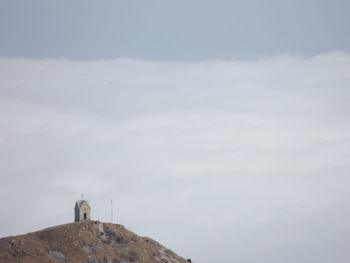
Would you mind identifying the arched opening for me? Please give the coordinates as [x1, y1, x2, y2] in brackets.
[84, 213, 87, 220]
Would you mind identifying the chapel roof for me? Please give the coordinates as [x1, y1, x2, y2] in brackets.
[75, 200, 90, 209]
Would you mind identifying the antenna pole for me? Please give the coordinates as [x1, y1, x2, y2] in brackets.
[111, 200, 113, 223]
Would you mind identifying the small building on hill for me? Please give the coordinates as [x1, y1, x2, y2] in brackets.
[74, 200, 91, 222]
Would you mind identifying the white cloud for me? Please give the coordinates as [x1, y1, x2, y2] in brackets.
[0, 52, 350, 263]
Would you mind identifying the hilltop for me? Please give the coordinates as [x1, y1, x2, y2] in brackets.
[0, 221, 189, 263]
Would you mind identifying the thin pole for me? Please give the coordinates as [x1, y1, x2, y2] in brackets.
[111, 200, 113, 223]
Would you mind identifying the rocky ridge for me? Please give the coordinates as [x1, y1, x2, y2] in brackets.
[0, 221, 188, 263]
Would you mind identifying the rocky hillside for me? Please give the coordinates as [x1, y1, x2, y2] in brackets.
[0, 221, 189, 263]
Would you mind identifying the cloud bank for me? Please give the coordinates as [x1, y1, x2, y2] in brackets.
[1, 52, 350, 263]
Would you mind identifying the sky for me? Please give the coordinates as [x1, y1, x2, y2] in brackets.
[0, 1, 350, 263]
[1, 0, 350, 60]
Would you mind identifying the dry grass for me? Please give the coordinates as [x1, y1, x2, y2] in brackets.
[0, 221, 188, 263]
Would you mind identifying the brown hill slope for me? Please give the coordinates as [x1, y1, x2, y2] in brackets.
[0, 221, 188, 263]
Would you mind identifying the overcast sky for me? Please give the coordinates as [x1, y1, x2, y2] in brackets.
[0, 0, 350, 60]
[1, 1, 350, 263]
